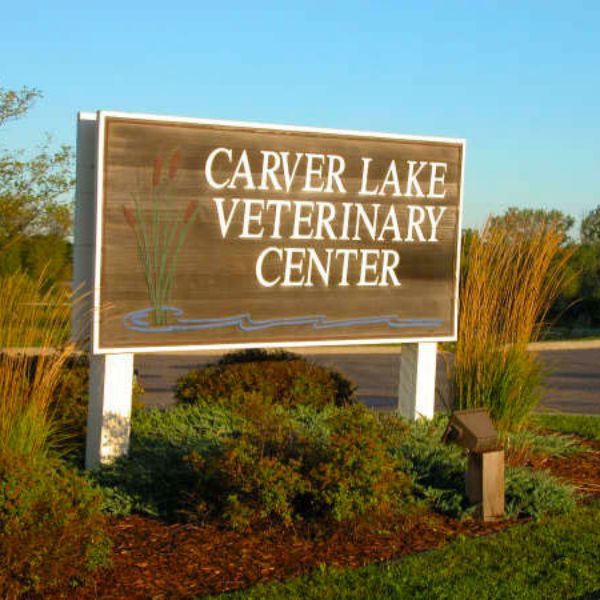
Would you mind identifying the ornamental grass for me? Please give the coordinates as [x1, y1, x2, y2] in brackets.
[0, 271, 73, 459]
[454, 220, 573, 431]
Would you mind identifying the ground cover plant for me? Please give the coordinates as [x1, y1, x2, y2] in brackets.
[91, 387, 578, 526]
[92, 398, 413, 527]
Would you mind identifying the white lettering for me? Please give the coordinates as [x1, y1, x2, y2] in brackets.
[426, 206, 447, 242]
[228, 150, 256, 190]
[359, 158, 380, 196]
[405, 160, 427, 197]
[213, 197, 240, 238]
[205, 148, 232, 189]
[303, 153, 325, 192]
[240, 199, 265, 239]
[428, 162, 447, 198]
[256, 247, 282, 287]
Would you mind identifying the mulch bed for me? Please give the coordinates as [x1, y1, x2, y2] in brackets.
[530, 437, 600, 496]
[61, 437, 600, 600]
[74, 513, 513, 600]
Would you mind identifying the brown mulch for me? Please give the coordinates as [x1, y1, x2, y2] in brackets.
[73, 512, 513, 600]
[530, 437, 600, 495]
[59, 436, 599, 600]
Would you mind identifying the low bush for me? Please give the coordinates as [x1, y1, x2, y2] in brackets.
[185, 401, 412, 528]
[393, 417, 470, 517]
[90, 403, 237, 517]
[92, 399, 412, 528]
[0, 452, 110, 598]
[216, 348, 302, 365]
[505, 467, 576, 519]
[174, 351, 356, 409]
[393, 417, 576, 520]
[92, 402, 576, 528]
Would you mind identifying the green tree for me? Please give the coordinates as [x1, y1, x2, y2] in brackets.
[581, 206, 600, 244]
[550, 242, 600, 328]
[489, 207, 574, 243]
[0, 86, 74, 253]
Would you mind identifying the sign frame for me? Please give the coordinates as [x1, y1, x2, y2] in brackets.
[90, 110, 465, 355]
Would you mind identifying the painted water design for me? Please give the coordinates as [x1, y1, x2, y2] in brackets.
[122, 306, 442, 334]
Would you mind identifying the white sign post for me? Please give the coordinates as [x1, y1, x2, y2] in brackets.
[398, 342, 437, 420]
[74, 113, 136, 468]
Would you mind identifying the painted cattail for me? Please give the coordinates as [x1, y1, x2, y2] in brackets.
[169, 150, 182, 179]
[152, 157, 163, 187]
[183, 200, 199, 224]
[122, 205, 137, 228]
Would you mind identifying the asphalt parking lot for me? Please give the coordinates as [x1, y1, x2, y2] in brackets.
[135, 346, 600, 415]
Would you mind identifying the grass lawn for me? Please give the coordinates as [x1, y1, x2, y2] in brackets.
[534, 413, 600, 441]
[214, 499, 600, 600]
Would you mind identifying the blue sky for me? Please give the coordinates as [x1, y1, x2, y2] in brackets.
[1, 1, 598, 229]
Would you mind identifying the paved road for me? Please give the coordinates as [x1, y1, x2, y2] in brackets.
[135, 347, 600, 415]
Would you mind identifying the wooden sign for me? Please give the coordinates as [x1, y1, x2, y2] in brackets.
[91, 112, 464, 353]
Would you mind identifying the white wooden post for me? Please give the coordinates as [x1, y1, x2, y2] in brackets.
[397, 342, 437, 420]
[75, 113, 135, 468]
[85, 353, 134, 468]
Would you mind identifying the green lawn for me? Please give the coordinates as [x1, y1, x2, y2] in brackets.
[534, 413, 600, 441]
[211, 500, 600, 599]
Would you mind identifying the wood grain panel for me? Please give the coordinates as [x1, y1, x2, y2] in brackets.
[95, 114, 464, 352]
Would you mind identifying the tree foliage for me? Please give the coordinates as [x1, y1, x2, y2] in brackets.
[488, 207, 574, 243]
[0, 86, 39, 127]
[581, 206, 600, 244]
[0, 86, 74, 252]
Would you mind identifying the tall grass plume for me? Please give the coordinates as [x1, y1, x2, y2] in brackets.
[454, 220, 572, 431]
[0, 272, 73, 459]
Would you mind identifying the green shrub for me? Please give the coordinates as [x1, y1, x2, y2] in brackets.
[91, 399, 577, 529]
[304, 405, 410, 522]
[88, 403, 234, 518]
[393, 417, 577, 520]
[184, 401, 412, 528]
[93, 399, 412, 528]
[393, 417, 469, 517]
[0, 452, 110, 598]
[175, 356, 355, 409]
[505, 467, 576, 519]
[217, 348, 302, 365]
